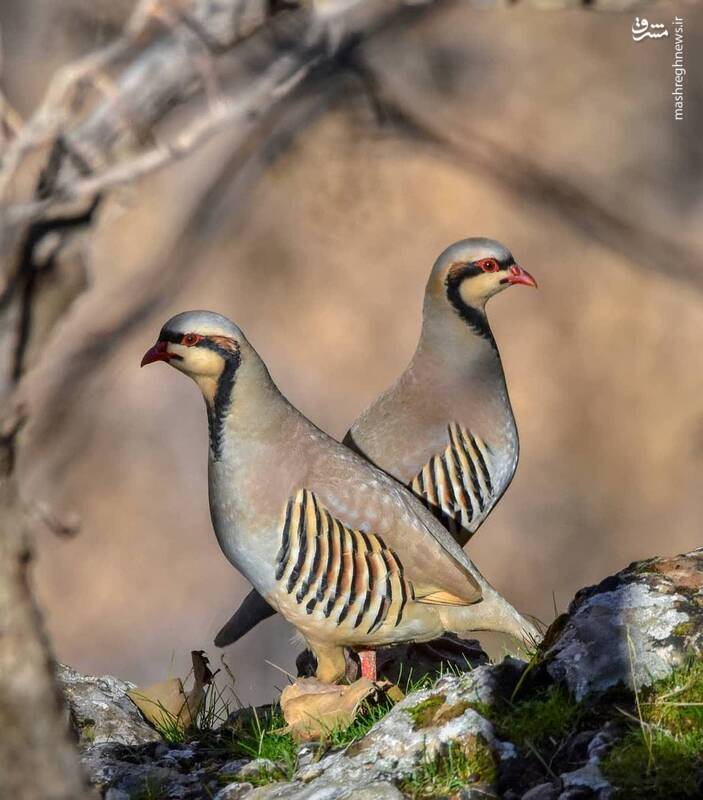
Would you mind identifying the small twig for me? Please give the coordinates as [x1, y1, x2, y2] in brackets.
[524, 738, 560, 782]
[0, 40, 129, 198]
[644, 701, 703, 707]
[626, 626, 654, 768]
[265, 659, 296, 681]
[28, 501, 81, 538]
[4, 51, 318, 226]
[220, 654, 245, 710]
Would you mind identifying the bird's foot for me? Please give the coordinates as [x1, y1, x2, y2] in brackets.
[358, 649, 377, 682]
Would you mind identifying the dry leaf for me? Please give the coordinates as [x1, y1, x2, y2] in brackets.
[127, 650, 216, 733]
[128, 677, 189, 731]
[383, 682, 405, 703]
[183, 650, 215, 728]
[280, 677, 377, 741]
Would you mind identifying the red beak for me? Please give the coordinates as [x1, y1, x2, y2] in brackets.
[507, 264, 538, 288]
[141, 340, 175, 367]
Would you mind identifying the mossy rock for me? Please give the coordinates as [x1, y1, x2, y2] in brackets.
[405, 693, 446, 729]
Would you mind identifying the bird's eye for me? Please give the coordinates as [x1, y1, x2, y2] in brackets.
[182, 333, 200, 346]
[480, 259, 500, 273]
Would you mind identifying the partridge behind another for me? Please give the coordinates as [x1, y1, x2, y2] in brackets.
[142, 311, 538, 683]
[216, 239, 538, 650]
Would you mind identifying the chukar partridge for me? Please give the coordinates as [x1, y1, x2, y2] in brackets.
[142, 310, 538, 682]
[216, 239, 537, 650]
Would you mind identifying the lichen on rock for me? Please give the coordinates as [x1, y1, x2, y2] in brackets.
[542, 548, 703, 701]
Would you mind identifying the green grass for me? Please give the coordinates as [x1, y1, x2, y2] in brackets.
[141, 668, 243, 745]
[602, 658, 703, 799]
[132, 777, 167, 800]
[226, 706, 298, 777]
[486, 686, 583, 748]
[398, 741, 496, 799]
[603, 729, 702, 799]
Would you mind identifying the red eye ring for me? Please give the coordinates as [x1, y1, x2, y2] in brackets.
[181, 333, 202, 347]
[479, 258, 500, 273]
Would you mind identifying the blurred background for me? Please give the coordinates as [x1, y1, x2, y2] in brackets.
[1, 0, 701, 705]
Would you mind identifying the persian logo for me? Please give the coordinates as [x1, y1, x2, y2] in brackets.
[631, 17, 669, 41]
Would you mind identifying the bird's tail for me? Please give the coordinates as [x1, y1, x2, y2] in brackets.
[214, 588, 276, 647]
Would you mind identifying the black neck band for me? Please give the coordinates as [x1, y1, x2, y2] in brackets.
[445, 265, 497, 351]
[202, 340, 241, 461]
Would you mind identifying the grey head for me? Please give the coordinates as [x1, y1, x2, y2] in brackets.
[141, 310, 245, 372]
[141, 310, 250, 459]
[423, 238, 537, 344]
[428, 237, 537, 310]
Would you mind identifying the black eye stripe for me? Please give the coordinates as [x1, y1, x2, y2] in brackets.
[159, 329, 183, 344]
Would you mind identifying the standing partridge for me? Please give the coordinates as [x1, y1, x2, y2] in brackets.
[215, 238, 538, 650]
[142, 311, 538, 683]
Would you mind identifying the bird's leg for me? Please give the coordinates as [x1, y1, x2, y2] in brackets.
[358, 649, 377, 682]
[312, 643, 347, 684]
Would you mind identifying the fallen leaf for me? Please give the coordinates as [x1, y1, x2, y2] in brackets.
[127, 650, 216, 733]
[128, 677, 189, 731]
[280, 677, 377, 741]
[382, 682, 405, 703]
[182, 650, 216, 728]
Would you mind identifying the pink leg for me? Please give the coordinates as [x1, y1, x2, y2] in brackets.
[359, 649, 377, 682]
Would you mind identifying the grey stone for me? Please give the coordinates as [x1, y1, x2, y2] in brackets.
[238, 758, 284, 780]
[522, 783, 559, 800]
[544, 549, 703, 700]
[350, 784, 405, 800]
[254, 673, 513, 799]
[459, 785, 498, 799]
[215, 783, 254, 800]
[219, 759, 251, 775]
[434, 657, 526, 705]
[586, 723, 621, 761]
[81, 739, 230, 798]
[296, 742, 324, 771]
[58, 663, 161, 746]
[559, 762, 613, 799]
[249, 781, 405, 800]
[104, 789, 130, 800]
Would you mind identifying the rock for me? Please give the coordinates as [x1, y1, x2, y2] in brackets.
[459, 786, 498, 799]
[435, 657, 526, 703]
[60, 550, 703, 799]
[559, 762, 613, 799]
[295, 742, 323, 771]
[218, 759, 251, 776]
[215, 783, 254, 800]
[104, 790, 131, 800]
[248, 781, 406, 799]
[81, 737, 235, 798]
[238, 758, 285, 781]
[586, 723, 621, 761]
[274, 672, 515, 799]
[522, 783, 559, 800]
[542, 549, 703, 700]
[58, 663, 161, 746]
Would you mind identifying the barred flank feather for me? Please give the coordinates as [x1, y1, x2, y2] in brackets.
[410, 423, 495, 546]
[275, 489, 412, 632]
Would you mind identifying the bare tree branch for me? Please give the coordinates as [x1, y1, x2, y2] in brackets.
[358, 35, 703, 292]
[0, 0, 426, 404]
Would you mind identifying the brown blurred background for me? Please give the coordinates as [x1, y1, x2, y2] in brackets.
[2, 0, 701, 705]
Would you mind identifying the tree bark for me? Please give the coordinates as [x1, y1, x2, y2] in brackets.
[0, 412, 92, 800]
